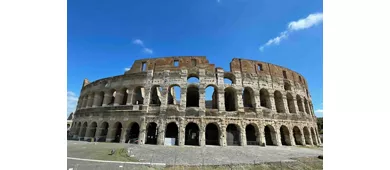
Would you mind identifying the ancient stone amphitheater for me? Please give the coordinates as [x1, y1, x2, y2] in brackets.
[70, 56, 321, 147]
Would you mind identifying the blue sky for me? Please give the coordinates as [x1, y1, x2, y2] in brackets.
[67, 0, 323, 117]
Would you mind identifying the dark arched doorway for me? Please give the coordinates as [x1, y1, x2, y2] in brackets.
[185, 122, 199, 146]
[165, 122, 179, 145]
[126, 122, 140, 144]
[113, 122, 122, 143]
[226, 124, 240, 146]
[205, 123, 219, 145]
[146, 122, 158, 145]
[246, 124, 258, 145]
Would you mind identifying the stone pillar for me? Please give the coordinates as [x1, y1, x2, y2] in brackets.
[260, 126, 266, 146]
[126, 91, 133, 105]
[102, 93, 112, 107]
[92, 93, 100, 107]
[217, 90, 225, 112]
[236, 89, 244, 112]
[269, 93, 277, 112]
[86, 95, 94, 108]
[301, 133, 306, 146]
[95, 128, 102, 141]
[138, 120, 146, 145]
[289, 128, 296, 146]
[293, 96, 300, 114]
[178, 126, 185, 146]
[199, 88, 206, 111]
[84, 127, 94, 141]
[157, 122, 165, 145]
[120, 129, 127, 143]
[240, 125, 247, 146]
[180, 87, 187, 111]
[199, 128, 205, 146]
[220, 124, 227, 146]
[113, 92, 124, 106]
[282, 96, 289, 114]
[254, 91, 262, 112]
[276, 130, 282, 146]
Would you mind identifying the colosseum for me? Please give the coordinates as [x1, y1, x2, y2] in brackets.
[69, 56, 321, 147]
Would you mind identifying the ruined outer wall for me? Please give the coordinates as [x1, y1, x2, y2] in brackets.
[71, 56, 321, 147]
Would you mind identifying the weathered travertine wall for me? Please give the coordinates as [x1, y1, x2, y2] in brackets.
[70, 56, 321, 147]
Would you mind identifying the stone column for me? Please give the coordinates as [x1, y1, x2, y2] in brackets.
[113, 92, 124, 106]
[157, 122, 165, 145]
[289, 128, 296, 146]
[199, 88, 206, 111]
[260, 126, 266, 146]
[178, 126, 185, 146]
[254, 91, 262, 112]
[102, 93, 112, 107]
[269, 93, 277, 112]
[199, 122, 206, 146]
[282, 96, 289, 114]
[217, 90, 225, 112]
[220, 124, 227, 146]
[86, 95, 94, 108]
[92, 93, 100, 107]
[301, 133, 306, 146]
[236, 89, 244, 112]
[240, 125, 247, 146]
[276, 130, 282, 146]
[293, 96, 300, 114]
[84, 127, 92, 141]
[120, 129, 127, 143]
[126, 91, 133, 105]
[180, 87, 187, 111]
[138, 120, 146, 145]
[95, 128, 102, 141]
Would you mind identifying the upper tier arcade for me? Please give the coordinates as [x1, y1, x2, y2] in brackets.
[76, 56, 315, 121]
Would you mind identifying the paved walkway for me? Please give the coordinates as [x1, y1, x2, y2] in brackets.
[68, 141, 323, 167]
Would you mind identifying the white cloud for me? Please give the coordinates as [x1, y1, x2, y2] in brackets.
[288, 13, 323, 31]
[67, 91, 79, 116]
[133, 39, 144, 46]
[124, 67, 130, 71]
[259, 12, 323, 52]
[143, 48, 153, 54]
[315, 109, 323, 113]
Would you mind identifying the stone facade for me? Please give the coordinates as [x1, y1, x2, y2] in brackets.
[69, 56, 321, 147]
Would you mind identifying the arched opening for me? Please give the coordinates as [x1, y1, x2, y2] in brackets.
[296, 95, 304, 112]
[246, 124, 258, 145]
[165, 122, 179, 145]
[303, 127, 312, 145]
[260, 89, 272, 109]
[121, 89, 129, 105]
[224, 87, 237, 111]
[109, 91, 116, 105]
[311, 128, 318, 145]
[98, 122, 109, 142]
[205, 123, 219, 145]
[146, 122, 158, 145]
[87, 122, 97, 141]
[293, 126, 303, 145]
[98, 92, 104, 106]
[79, 122, 88, 139]
[168, 85, 181, 105]
[125, 122, 140, 144]
[205, 85, 218, 109]
[224, 72, 236, 85]
[280, 125, 292, 146]
[274, 91, 285, 113]
[286, 93, 296, 113]
[132, 86, 144, 105]
[304, 98, 310, 114]
[226, 124, 240, 146]
[113, 122, 122, 143]
[242, 87, 255, 108]
[150, 85, 162, 105]
[284, 82, 291, 91]
[185, 122, 199, 146]
[187, 75, 200, 84]
[186, 85, 199, 107]
[264, 125, 277, 146]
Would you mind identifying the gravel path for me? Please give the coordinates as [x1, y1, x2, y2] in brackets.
[68, 141, 322, 166]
